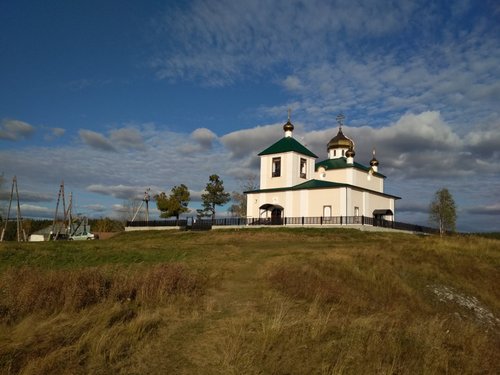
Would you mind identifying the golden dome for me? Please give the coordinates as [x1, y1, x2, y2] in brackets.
[283, 120, 294, 132]
[327, 128, 353, 150]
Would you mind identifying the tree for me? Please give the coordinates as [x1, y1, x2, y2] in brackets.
[429, 188, 457, 236]
[229, 175, 258, 217]
[156, 184, 190, 219]
[198, 175, 230, 219]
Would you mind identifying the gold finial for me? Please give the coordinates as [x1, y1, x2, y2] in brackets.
[372, 148, 376, 157]
[287, 108, 291, 122]
[336, 113, 345, 130]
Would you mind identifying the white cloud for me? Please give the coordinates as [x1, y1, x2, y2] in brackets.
[85, 204, 107, 213]
[79, 127, 146, 152]
[220, 123, 283, 159]
[109, 128, 146, 150]
[190, 128, 217, 150]
[466, 203, 500, 216]
[151, 0, 422, 86]
[44, 127, 66, 141]
[86, 184, 152, 200]
[18, 204, 53, 218]
[0, 189, 53, 203]
[79, 129, 116, 152]
[0, 119, 35, 141]
[282, 76, 303, 91]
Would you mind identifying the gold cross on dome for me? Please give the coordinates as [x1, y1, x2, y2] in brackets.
[336, 113, 345, 129]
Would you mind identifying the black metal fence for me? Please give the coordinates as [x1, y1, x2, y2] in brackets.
[127, 219, 187, 227]
[127, 216, 438, 234]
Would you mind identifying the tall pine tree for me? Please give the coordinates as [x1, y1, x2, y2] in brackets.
[156, 184, 190, 219]
[198, 175, 230, 219]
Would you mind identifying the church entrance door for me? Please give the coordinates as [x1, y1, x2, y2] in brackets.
[271, 208, 283, 225]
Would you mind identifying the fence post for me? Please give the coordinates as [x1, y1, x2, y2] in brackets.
[320, 216, 323, 225]
[301, 216, 304, 225]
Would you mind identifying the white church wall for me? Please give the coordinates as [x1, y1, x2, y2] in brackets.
[260, 152, 315, 190]
[318, 167, 384, 193]
[353, 169, 384, 192]
[321, 169, 349, 184]
[365, 194, 395, 219]
[302, 188, 340, 216]
[350, 189, 364, 216]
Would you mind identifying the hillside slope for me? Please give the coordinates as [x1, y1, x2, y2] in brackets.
[0, 228, 499, 374]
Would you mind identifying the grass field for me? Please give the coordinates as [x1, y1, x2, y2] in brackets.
[0, 228, 499, 374]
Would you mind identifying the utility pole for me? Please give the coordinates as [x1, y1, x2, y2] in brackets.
[131, 188, 151, 224]
[0, 176, 27, 242]
[51, 181, 66, 240]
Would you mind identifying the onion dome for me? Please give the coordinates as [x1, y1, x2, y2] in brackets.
[283, 120, 294, 133]
[370, 149, 379, 166]
[327, 128, 354, 150]
[346, 147, 355, 158]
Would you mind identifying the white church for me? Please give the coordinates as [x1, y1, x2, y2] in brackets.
[245, 114, 400, 224]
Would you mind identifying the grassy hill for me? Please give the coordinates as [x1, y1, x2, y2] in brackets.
[0, 228, 499, 374]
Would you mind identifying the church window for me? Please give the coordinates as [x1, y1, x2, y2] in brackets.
[323, 205, 332, 217]
[354, 207, 359, 216]
[300, 158, 307, 178]
[272, 157, 281, 177]
[333, 150, 336, 157]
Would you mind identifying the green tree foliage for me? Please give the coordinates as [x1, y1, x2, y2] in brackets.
[198, 175, 230, 219]
[156, 184, 190, 219]
[229, 175, 258, 217]
[429, 188, 457, 235]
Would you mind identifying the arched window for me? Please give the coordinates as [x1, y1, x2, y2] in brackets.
[272, 157, 281, 177]
[300, 158, 307, 178]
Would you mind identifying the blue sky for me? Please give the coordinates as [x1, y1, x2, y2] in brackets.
[1, 0, 499, 232]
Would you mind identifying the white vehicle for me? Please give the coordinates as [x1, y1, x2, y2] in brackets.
[69, 232, 95, 240]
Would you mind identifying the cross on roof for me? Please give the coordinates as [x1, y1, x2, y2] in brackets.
[336, 113, 345, 129]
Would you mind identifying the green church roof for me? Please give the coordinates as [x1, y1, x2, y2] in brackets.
[291, 179, 345, 189]
[315, 158, 386, 178]
[245, 179, 400, 199]
[258, 137, 318, 158]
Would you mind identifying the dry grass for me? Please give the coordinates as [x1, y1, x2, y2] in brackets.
[0, 228, 499, 374]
